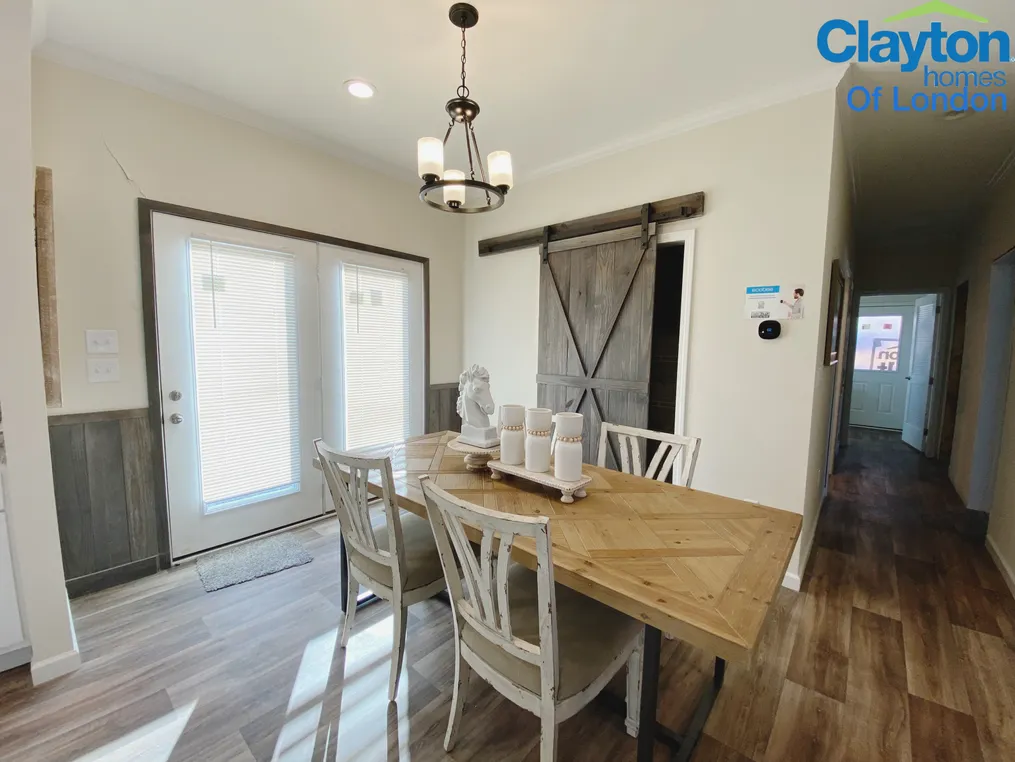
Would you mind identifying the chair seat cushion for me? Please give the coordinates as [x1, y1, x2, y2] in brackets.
[348, 510, 445, 592]
[462, 564, 642, 700]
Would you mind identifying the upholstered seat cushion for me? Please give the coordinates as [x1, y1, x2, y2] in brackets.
[462, 564, 642, 699]
[348, 510, 445, 592]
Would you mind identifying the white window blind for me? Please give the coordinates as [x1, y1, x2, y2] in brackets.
[342, 263, 411, 449]
[189, 239, 301, 512]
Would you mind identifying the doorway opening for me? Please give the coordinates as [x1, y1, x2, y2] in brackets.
[647, 242, 685, 438]
[848, 293, 941, 453]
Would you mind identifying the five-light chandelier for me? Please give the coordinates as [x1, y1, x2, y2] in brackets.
[417, 3, 512, 213]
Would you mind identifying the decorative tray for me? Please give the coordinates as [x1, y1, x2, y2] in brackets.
[487, 459, 591, 503]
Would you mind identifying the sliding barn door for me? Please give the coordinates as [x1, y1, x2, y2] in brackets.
[537, 225, 657, 466]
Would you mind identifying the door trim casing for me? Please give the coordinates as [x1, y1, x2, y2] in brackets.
[138, 199, 431, 567]
[656, 225, 696, 440]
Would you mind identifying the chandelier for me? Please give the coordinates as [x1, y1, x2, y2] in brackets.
[417, 3, 512, 213]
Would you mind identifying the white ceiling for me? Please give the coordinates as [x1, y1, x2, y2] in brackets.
[842, 62, 1015, 245]
[34, 0, 861, 181]
[33, 0, 1015, 235]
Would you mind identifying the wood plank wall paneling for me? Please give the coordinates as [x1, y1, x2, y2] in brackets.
[426, 383, 461, 434]
[48, 409, 161, 597]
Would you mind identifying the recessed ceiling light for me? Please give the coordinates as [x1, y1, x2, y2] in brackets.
[942, 109, 971, 121]
[344, 79, 375, 99]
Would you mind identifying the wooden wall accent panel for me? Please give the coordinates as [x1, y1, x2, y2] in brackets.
[49, 424, 94, 580]
[48, 409, 162, 597]
[426, 383, 462, 434]
[35, 166, 61, 408]
[120, 417, 158, 561]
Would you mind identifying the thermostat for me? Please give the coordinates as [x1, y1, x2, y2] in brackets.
[759, 320, 781, 340]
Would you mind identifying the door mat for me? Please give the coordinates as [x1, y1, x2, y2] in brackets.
[195, 534, 313, 592]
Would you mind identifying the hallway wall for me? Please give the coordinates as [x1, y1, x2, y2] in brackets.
[951, 169, 1015, 589]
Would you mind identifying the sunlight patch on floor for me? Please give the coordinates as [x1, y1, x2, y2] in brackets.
[72, 700, 197, 762]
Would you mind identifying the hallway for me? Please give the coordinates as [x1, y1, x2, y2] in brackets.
[0, 429, 1013, 761]
[747, 426, 1015, 762]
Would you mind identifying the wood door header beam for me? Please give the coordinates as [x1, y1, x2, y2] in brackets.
[477, 191, 704, 256]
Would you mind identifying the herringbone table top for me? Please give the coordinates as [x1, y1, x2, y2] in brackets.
[348, 431, 802, 663]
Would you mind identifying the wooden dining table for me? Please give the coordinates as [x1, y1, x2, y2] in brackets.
[325, 431, 801, 762]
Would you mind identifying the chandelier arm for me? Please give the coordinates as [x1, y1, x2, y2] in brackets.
[468, 122, 492, 204]
[464, 118, 477, 180]
[442, 120, 455, 147]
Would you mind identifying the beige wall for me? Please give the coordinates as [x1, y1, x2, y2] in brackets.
[950, 170, 1015, 585]
[32, 58, 465, 416]
[0, 0, 79, 683]
[797, 100, 854, 580]
[463, 90, 839, 583]
[951, 172, 1015, 502]
[854, 228, 960, 295]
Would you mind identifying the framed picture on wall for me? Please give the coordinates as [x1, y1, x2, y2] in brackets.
[824, 259, 845, 366]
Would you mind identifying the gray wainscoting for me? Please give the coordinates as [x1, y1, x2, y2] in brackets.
[426, 383, 462, 434]
[48, 408, 161, 597]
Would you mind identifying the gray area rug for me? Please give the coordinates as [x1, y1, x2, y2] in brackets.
[196, 534, 313, 592]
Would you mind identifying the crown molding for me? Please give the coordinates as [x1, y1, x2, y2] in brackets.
[33, 40, 418, 188]
[524, 65, 848, 182]
[35, 39, 848, 189]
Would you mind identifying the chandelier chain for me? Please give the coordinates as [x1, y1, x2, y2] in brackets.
[458, 26, 469, 99]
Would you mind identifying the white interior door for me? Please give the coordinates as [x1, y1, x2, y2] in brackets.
[902, 295, 938, 450]
[319, 244, 426, 450]
[153, 214, 323, 559]
[850, 305, 915, 430]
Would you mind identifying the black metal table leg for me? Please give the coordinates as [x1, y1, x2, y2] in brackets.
[637, 625, 663, 762]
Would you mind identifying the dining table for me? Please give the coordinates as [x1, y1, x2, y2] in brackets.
[323, 430, 802, 762]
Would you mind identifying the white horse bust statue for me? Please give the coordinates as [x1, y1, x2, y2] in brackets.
[457, 364, 499, 448]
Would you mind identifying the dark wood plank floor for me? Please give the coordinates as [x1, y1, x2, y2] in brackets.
[1, 428, 1013, 761]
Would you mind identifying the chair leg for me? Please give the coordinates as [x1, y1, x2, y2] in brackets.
[388, 599, 407, 702]
[341, 563, 358, 648]
[443, 639, 472, 751]
[539, 709, 558, 762]
[625, 632, 644, 738]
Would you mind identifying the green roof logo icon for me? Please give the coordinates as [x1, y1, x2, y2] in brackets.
[884, 2, 989, 23]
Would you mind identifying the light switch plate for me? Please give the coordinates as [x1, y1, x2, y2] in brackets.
[85, 329, 119, 355]
[87, 358, 120, 383]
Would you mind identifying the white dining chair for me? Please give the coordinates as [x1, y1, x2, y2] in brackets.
[420, 476, 645, 761]
[597, 422, 701, 487]
[314, 440, 446, 701]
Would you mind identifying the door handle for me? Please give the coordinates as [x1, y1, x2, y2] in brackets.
[905, 376, 911, 381]
[169, 413, 184, 424]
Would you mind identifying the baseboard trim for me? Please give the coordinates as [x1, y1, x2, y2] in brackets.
[30, 648, 81, 684]
[782, 501, 821, 592]
[66, 556, 159, 599]
[0, 642, 32, 673]
[986, 535, 1015, 600]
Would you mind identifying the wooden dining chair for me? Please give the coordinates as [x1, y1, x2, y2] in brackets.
[420, 476, 645, 761]
[597, 422, 702, 487]
[314, 440, 446, 702]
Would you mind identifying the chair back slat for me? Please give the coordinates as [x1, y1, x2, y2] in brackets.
[314, 439, 405, 580]
[421, 477, 557, 676]
[597, 423, 702, 487]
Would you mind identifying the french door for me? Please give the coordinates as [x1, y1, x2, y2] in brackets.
[153, 215, 426, 560]
[318, 244, 426, 451]
[154, 214, 324, 559]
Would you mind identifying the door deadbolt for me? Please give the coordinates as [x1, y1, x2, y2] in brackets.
[169, 413, 184, 424]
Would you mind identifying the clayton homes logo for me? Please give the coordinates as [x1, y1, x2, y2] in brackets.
[817, 1, 1010, 113]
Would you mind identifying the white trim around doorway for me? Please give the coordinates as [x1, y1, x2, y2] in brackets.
[657, 225, 696, 441]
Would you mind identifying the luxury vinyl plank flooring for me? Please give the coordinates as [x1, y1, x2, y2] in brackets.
[2, 428, 1014, 762]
